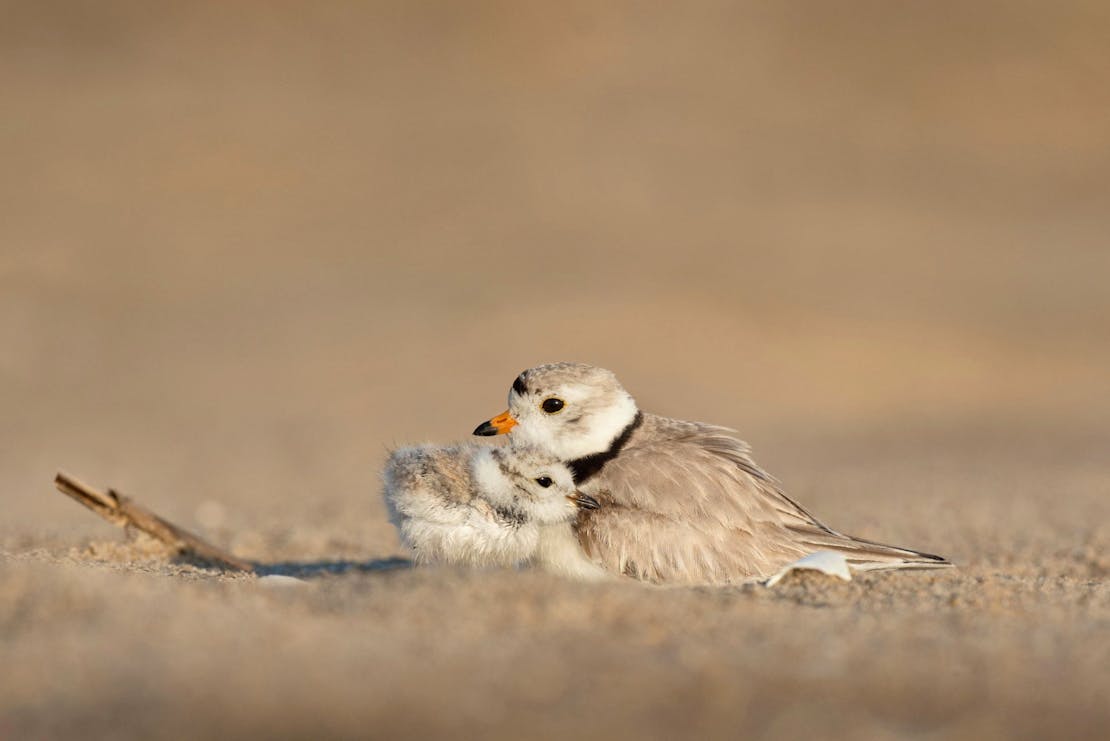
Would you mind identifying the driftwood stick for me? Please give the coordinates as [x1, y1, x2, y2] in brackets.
[54, 471, 255, 573]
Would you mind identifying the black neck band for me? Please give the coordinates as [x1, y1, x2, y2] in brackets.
[568, 411, 643, 484]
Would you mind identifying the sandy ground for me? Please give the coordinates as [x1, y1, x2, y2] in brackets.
[2, 2, 1109, 739]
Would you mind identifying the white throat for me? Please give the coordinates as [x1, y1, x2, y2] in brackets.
[512, 393, 638, 461]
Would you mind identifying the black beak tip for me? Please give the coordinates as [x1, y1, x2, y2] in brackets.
[473, 421, 498, 437]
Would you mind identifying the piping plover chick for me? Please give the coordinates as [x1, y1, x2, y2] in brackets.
[383, 443, 608, 580]
[473, 362, 952, 585]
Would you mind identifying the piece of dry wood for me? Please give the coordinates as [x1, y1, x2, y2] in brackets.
[54, 471, 254, 572]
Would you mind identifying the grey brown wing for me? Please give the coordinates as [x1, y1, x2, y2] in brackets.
[575, 429, 950, 583]
[692, 429, 951, 571]
[574, 435, 819, 583]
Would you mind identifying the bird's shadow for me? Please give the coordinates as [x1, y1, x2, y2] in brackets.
[170, 553, 413, 579]
[252, 556, 413, 579]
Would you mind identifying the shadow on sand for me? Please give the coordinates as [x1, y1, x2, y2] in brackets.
[251, 557, 412, 579]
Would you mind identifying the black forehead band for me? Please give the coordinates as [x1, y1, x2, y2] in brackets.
[512, 375, 527, 395]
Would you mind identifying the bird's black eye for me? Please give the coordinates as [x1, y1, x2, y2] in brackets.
[535, 476, 553, 488]
[541, 398, 565, 414]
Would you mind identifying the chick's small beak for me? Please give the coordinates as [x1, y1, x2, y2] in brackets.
[473, 410, 517, 436]
[569, 491, 601, 510]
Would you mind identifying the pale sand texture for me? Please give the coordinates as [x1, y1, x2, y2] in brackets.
[2, 2, 1109, 738]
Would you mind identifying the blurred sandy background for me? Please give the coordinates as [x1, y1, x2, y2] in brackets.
[2, 2, 1108, 739]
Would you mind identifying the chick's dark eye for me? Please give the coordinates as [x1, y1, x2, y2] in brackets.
[541, 397, 565, 414]
[535, 476, 553, 488]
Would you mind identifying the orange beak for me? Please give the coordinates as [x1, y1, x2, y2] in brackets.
[473, 410, 517, 436]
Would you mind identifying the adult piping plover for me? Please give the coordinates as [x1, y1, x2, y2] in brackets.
[383, 443, 609, 580]
[473, 362, 952, 585]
